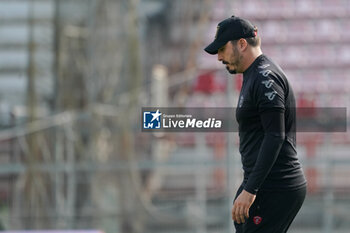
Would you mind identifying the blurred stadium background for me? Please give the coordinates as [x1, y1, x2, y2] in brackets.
[0, 0, 349, 232]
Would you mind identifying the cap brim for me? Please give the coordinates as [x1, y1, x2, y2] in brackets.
[204, 40, 225, 55]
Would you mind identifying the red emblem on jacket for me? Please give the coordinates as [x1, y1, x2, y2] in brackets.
[253, 216, 262, 225]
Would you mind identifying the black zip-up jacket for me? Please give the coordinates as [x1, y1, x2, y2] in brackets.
[236, 54, 307, 194]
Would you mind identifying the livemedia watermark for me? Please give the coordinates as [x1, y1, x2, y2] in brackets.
[141, 107, 347, 132]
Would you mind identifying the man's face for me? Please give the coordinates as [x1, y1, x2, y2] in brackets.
[217, 41, 242, 74]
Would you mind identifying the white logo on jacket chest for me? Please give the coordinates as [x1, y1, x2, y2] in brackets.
[238, 95, 244, 107]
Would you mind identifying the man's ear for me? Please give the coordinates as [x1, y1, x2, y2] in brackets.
[238, 39, 248, 51]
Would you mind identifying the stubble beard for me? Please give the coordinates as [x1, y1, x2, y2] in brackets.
[226, 66, 236, 74]
[226, 46, 241, 74]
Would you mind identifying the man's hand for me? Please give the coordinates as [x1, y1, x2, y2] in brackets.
[232, 189, 256, 224]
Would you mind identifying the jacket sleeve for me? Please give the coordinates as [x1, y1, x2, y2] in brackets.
[244, 71, 286, 194]
[244, 110, 285, 194]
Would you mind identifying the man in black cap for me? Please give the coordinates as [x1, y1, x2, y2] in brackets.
[205, 16, 307, 233]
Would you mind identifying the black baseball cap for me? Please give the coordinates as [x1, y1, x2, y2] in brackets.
[204, 15, 257, 55]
